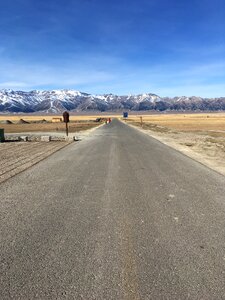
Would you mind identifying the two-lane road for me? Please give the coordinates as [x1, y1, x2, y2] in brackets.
[0, 119, 225, 299]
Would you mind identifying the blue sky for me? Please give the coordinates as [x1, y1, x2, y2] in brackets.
[0, 0, 225, 96]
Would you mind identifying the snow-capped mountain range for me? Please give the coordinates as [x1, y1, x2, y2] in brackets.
[0, 89, 225, 113]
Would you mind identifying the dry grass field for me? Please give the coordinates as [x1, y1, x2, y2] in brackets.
[0, 122, 100, 134]
[0, 115, 107, 133]
[0, 114, 120, 122]
[126, 113, 225, 134]
[0, 115, 99, 122]
[125, 113, 225, 176]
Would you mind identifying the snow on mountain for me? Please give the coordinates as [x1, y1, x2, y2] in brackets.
[0, 89, 225, 113]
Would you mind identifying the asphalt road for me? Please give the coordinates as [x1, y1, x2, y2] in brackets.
[0, 119, 225, 299]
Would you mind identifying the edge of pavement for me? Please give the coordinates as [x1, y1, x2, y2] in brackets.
[122, 119, 225, 178]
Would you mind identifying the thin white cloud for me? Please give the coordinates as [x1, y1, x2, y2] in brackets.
[0, 58, 116, 90]
[156, 83, 225, 98]
[0, 54, 225, 97]
[0, 81, 30, 89]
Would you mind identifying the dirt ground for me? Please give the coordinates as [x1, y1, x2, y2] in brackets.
[0, 119, 103, 134]
[125, 113, 225, 176]
[0, 141, 69, 184]
[0, 116, 105, 184]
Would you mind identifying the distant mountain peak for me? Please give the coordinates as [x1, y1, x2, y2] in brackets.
[0, 89, 224, 113]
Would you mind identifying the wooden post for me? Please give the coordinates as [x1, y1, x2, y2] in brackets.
[63, 111, 70, 137]
[140, 116, 143, 127]
[0, 128, 5, 142]
[66, 122, 68, 136]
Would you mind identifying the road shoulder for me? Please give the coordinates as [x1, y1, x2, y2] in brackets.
[124, 121, 225, 177]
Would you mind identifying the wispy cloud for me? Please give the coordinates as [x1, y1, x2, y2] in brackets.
[0, 81, 30, 89]
[0, 54, 117, 91]
[0, 51, 225, 97]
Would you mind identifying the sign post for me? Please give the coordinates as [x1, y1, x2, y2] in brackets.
[63, 111, 70, 136]
[0, 128, 4, 143]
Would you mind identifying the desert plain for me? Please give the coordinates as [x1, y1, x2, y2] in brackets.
[0, 115, 106, 133]
[0, 112, 225, 182]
